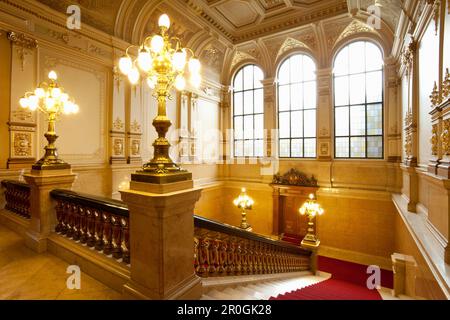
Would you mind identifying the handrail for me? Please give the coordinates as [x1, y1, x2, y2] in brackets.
[1, 179, 30, 189]
[50, 189, 310, 255]
[194, 215, 310, 256]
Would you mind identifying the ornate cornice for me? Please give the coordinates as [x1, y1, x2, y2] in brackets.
[7, 31, 38, 49]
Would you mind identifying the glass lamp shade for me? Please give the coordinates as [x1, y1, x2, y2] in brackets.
[158, 14, 171, 29]
[51, 87, 62, 98]
[146, 76, 157, 89]
[188, 57, 201, 73]
[119, 56, 133, 75]
[128, 68, 140, 85]
[34, 87, 45, 98]
[172, 50, 187, 71]
[48, 71, 57, 80]
[28, 95, 39, 110]
[138, 50, 152, 71]
[19, 97, 28, 108]
[150, 35, 164, 53]
[174, 75, 186, 91]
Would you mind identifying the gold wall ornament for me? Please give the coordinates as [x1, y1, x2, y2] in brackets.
[430, 81, 442, 107]
[117, 13, 201, 182]
[401, 41, 416, 75]
[131, 139, 141, 156]
[442, 68, 450, 99]
[7, 31, 38, 71]
[404, 133, 412, 158]
[233, 188, 254, 231]
[113, 138, 124, 156]
[441, 119, 450, 156]
[298, 193, 324, 248]
[130, 120, 141, 133]
[112, 117, 124, 131]
[18, 71, 79, 170]
[431, 124, 439, 156]
[13, 133, 32, 157]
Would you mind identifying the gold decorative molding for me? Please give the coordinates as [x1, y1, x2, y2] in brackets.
[11, 110, 33, 122]
[113, 138, 124, 156]
[130, 120, 141, 133]
[426, 0, 441, 35]
[401, 40, 416, 75]
[231, 51, 255, 70]
[431, 124, 439, 156]
[276, 37, 309, 60]
[7, 31, 38, 71]
[441, 119, 450, 156]
[335, 20, 373, 44]
[13, 132, 32, 157]
[430, 81, 442, 107]
[113, 117, 124, 131]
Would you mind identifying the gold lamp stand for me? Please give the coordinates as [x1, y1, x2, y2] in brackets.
[299, 193, 324, 248]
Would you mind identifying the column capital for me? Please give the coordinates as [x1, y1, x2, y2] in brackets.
[261, 77, 276, 87]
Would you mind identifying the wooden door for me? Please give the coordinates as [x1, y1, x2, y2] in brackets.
[280, 195, 309, 237]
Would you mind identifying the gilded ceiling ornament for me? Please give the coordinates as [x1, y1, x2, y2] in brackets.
[431, 124, 439, 156]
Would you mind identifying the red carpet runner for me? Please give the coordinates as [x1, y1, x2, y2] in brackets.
[269, 278, 383, 300]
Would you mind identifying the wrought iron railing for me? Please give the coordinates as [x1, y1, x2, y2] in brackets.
[1, 180, 31, 219]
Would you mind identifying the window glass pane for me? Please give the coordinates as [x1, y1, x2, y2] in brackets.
[244, 140, 253, 157]
[279, 112, 290, 138]
[291, 111, 303, 138]
[279, 85, 290, 111]
[278, 61, 290, 85]
[304, 138, 316, 158]
[243, 115, 253, 139]
[290, 83, 303, 110]
[349, 41, 365, 73]
[255, 140, 264, 157]
[290, 55, 302, 83]
[234, 70, 243, 91]
[334, 47, 349, 76]
[336, 137, 349, 157]
[304, 110, 316, 138]
[349, 74, 365, 105]
[350, 105, 366, 136]
[244, 91, 253, 114]
[366, 71, 382, 103]
[234, 116, 243, 139]
[254, 114, 264, 139]
[304, 81, 316, 109]
[335, 107, 349, 136]
[234, 92, 243, 115]
[334, 76, 349, 106]
[235, 141, 243, 157]
[303, 56, 316, 81]
[243, 66, 253, 90]
[291, 139, 303, 157]
[367, 104, 382, 135]
[254, 67, 263, 88]
[350, 137, 366, 157]
[365, 42, 383, 72]
[254, 89, 264, 113]
[279, 139, 290, 157]
[367, 136, 383, 158]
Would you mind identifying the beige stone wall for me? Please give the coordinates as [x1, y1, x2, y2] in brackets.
[394, 212, 447, 299]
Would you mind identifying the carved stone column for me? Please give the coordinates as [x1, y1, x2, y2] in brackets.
[219, 85, 232, 163]
[261, 77, 276, 157]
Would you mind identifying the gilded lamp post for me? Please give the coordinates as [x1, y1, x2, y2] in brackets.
[118, 13, 201, 184]
[299, 193, 324, 247]
[233, 188, 254, 231]
[19, 71, 79, 170]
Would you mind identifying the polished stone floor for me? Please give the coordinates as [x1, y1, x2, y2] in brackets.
[0, 224, 122, 300]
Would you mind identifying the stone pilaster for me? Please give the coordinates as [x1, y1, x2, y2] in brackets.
[120, 182, 203, 300]
[385, 58, 402, 163]
[391, 253, 417, 298]
[23, 169, 77, 252]
[219, 85, 232, 163]
[316, 68, 332, 160]
[261, 77, 276, 158]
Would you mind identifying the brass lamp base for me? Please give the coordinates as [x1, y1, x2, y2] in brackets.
[301, 235, 320, 248]
[132, 168, 192, 185]
[32, 160, 71, 171]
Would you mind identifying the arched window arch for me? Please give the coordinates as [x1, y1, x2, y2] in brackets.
[232, 64, 264, 157]
[277, 54, 317, 158]
[333, 40, 384, 159]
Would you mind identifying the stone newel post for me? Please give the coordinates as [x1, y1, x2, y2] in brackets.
[24, 169, 77, 252]
[120, 180, 202, 300]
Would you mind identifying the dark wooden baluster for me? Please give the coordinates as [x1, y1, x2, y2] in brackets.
[86, 209, 95, 247]
[66, 204, 75, 238]
[94, 210, 104, 250]
[102, 212, 113, 255]
[217, 240, 227, 275]
[72, 206, 81, 241]
[208, 238, 219, 275]
[194, 236, 200, 274]
[55, 200, 65, 233]
[234, 240, 242, 275]
[121, 217, 130, 264]
[111, 215, 123, 259]
[79, 206, 87, 244]
[198, 237, 210, 277]
[226, 239, 235, 275]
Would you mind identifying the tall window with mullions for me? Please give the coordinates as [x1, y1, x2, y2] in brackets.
[277, 54, 317, 158]
[233, 64, 264, 157]
[333, 41, 384, 159]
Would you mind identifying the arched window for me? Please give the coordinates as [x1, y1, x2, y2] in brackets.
[333, 41, 384, 158]
[277, 54, 317, 158]
[233, 64, 264, 157]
